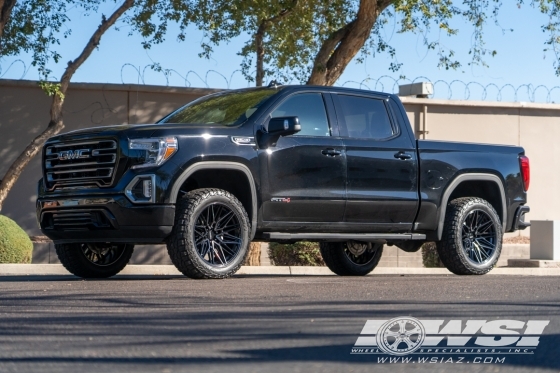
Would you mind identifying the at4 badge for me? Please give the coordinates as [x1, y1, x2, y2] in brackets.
[271, 197, 291, 203]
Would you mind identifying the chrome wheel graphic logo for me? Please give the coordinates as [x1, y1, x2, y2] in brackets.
[376, 317, 426, 356]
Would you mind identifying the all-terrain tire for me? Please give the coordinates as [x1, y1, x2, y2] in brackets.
[319, 241, 383, 276]
[55, 243, 134, 278]
[167, 188, 250, 279]
[436, 197, 502, 275]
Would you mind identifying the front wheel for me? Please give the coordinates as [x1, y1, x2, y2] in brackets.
[167, 188, 250, 279]
[55, 243, 134, 278]
[436, 197, 502, 275]
[319, 241, 383, 276]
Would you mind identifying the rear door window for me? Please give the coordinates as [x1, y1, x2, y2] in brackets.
[336, 95, 395, 139]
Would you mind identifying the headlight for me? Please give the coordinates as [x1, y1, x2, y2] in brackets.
[129, 137, 178, 169]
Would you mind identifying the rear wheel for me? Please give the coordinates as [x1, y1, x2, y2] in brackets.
[436, 197, 502, 275]
[319, 241, 383, 276]
[55, 243, 134, 278]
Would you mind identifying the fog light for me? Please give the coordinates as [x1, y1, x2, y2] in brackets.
[125, 175, 156, 203]
[143, 179, 152, 199]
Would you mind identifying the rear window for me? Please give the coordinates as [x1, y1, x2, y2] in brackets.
[159, 88, 278, 126]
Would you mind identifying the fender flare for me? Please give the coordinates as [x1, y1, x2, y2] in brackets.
[437, 173, 507, 240]
[169, 161, 258, 239]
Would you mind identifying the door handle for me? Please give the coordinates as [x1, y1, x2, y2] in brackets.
[322, 148, 342, 157]
[394, 151, 412, 160]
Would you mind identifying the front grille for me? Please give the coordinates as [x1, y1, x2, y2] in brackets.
[41, 209, 115, 231]
[44, 139, 118, 189]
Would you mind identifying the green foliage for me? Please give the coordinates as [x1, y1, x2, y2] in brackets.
[1, 0, 194, 81]
[524, 0, 560, 75]
[188, 0, 560, 83]
[124, 0, 193, 50]
[191, 0, 352, 84]
[268, 241, 325, 266]
[0, 0, 98, 78]
[0, 215, 32, 264]
[39, 81, 64, 100]
[421, 242, 444, 268]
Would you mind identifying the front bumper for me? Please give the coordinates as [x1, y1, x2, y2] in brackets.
[37, 195, 175, 244]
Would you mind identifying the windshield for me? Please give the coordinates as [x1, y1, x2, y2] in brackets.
[159, 88, 278, 126]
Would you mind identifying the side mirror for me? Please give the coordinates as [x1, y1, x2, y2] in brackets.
[267, 116, 301, 136]
[257, 116, 301, 149]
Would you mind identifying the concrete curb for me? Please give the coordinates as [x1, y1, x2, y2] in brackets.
[0, 264, 559, 276]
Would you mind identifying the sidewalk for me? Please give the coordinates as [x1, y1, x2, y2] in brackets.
[1, 264, 559, 276]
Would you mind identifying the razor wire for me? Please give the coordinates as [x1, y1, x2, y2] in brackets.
[341, 76, 560, 103]
[0, 59, 29, 80]
[119, 63, 247, 89]
[118, 64, 560, 103]
[3, 59, 560, 104]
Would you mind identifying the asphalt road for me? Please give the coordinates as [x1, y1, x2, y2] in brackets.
[0, 274, 558, 373]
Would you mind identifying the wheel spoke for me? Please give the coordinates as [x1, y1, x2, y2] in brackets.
[216, 241, 237, 256]
[398, 320, 407, 333]
[211, 241, 225, 265]
[215, 210, 234, 228]
[476, 238, 495, 250]
[389, 337, 402, 350]
[220, 232, 242, 244]
[405, 326, 421, 336]
[401, 337, 414, 349]
[81, 244, 125, 267]
[199, 240, 211, 259]
[476, 219, 493, 233]
[473, 244, 485, 263]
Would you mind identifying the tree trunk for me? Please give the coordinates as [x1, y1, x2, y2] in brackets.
[254, 0, 298, 86]
[0, 0, 134, 211]
[244, 242, 261, 266]
[255, 21, 267, 87]
[307, 0, 393, 86]
[0, 0, 17, 42]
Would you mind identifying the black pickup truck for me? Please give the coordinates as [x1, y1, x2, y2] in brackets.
[36, 85, 530, 279]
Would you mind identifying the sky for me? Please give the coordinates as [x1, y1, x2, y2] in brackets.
[1, 1, 560, 103]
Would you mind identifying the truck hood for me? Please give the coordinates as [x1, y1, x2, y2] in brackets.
[50, 123, 247, 143]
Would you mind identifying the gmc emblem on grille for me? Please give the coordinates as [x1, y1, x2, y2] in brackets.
[57, 149, 90, 160]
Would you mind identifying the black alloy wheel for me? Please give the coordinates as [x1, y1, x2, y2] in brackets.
[55, 243, 134, 278]
[461, 209, 498, 266]
[320, 241, 384, 276]
[193, 202, 243, 267]
[81, 243, 127, 266]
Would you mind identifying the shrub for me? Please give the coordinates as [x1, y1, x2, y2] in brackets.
[421, 242, 444, 268]
[0, 215, 33, 263]
[268, 241, 325, 266]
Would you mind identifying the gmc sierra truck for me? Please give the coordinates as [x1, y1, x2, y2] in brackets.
[36, 84, 530, 279]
